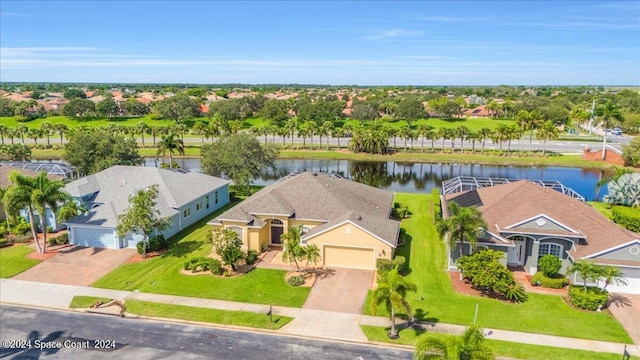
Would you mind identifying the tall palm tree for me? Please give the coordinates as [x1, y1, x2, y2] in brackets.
[281, 226, 304, 272]
[320, 121, 333, 150]
[53, 123, 68, 144]
[455, 125, 470, 154]
[370, 266, 417, 338]
[417, 124, 434, 153]
[17, 124, 28, 144]
[399, 126, 413, 152]
[156, 133, 185, 168]
[305, 121, 318, 150]
[304, 244, 321, 270]
[567, 260, 598, 291]
[3, 171, 69, 254]
[28, 128, 42, 146]
[437, 201, 487, 261]
[332, 126, 345, 150]
[136, 121, 151, 147]
[40, 121, 54, 146]
[414, 325, 494, 360]
[285, 118, 299, 149]
[595, 100, 623, 160]
[535, 120, 559, 156]
[0, 124, 8, 145]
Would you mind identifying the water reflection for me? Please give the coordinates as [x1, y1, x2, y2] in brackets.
[143, 158, 607, 201]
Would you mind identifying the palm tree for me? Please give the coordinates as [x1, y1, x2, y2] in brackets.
[3, 171, 69, 254]
[304, 244, 321, 270]
[599, 265, 627, 291]
[305, 121, 318, 150]
[491, 124, 509, 151]
[414, 325, 494, 360]
[370, 266, 417, 338]
[399, 126, 413, 152]
[281, 226, 304, 272]
[535, 120, 559, 156]
[53, 123, 68, 144]
[437, 201, 487, 261]
[455, 125, 470, 154]
[156, 133, 185, 168]
[40, 121, 54, 146]
[17, 124, 28, 144]
[332, 127, 345, 150]
[285, 118, 299, 149]
[595, 100, 624, 160]
[136, 121, 151, 147]
[567, 260, 598, 291]
[0, 124, 8, 145]
[28, 128, 42, 146]
[417, 124, 434, 153]
[467, 131, 478, 152]
[319, 121, 333, 150]
[148, 126, 161, 147]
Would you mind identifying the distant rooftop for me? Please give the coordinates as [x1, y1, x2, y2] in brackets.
[0, 162, 75, 179]
[442, 176, 585, 202]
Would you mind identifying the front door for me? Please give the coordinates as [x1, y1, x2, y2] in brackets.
[507, 240, 524, 265]
[271, 226, 283, 244]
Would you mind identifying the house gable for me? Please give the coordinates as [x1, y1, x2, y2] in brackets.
[586, 240, 640, 262]
[505, 214, 579, 234]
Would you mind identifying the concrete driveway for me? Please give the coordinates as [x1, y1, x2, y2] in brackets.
[13, 246, 135, 286]
[608, 293, 640, 345]
[303, 268, 373, 314]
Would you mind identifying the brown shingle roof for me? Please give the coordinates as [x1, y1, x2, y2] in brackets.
[214, 172, 400, 246]
[445, 181, 638, 259]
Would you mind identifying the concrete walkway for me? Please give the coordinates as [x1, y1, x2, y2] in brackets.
[1, 278, 638, 357]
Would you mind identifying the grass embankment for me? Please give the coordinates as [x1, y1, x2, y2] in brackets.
[92, 203, 310, 308]
[588, 201, 614, 220]
[363, 193, 631, 343]
[362, 326, 639, 360]
[125, 300, 291, 330]
[69, 296, 113, 309]
[0, 244, 41, 278]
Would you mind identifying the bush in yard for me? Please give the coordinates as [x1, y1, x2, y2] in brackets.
[432, 188, 442, 221]
[568, 286, 608, 310]
[48, 237, 57, 246]
[0, 239, 9, 248]
[538, 254, 562, 277]
[287, 275, 305, 286]
[148, 235, 167, 252]
[392, 203, 409, 219]
[136, 241, 149, 255]
[376, 256, 407, 277]
[245, 250, 259, 265]
[13, 222, 31, 236]
[211, 228, 245, 271]
[457, 248, 526, 302]
[209, 258, 224, 275]
[505, 284, 528, 303]
[55, 233, 69, 244]
[612, 206, 640, 232]
[531, 271, 569, 289]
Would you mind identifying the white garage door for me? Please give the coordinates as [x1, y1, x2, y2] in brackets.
[72, 227, 117, 249]
[323, 245, 374, 270]
[607, 277, 640, 295]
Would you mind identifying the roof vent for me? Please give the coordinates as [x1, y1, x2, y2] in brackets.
[535, 218, 547, 227]
[356, 215, 362, 221]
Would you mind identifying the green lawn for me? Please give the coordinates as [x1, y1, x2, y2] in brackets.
[364, 193, 631, 343]
[0, 115, 177, 129]
[362, 326, 639, 360]
[92, 205, 310, 307]
[126, 300, 291, 330]
[0, 244, 41, 278]
[69, 296, 113, 309]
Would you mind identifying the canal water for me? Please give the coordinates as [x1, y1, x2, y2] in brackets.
[145, 158, 607, 201]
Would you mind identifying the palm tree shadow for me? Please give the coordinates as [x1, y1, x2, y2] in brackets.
[316, 268, 336, 280]
[1, 330, 64, 359]
[608, 293, 632, 308]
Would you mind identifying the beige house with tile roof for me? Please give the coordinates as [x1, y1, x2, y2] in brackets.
[444, 181, 640, 294]
[209, 171, 400, 270]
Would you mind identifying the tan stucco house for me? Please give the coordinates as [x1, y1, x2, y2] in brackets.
[209, 171, 400, 270]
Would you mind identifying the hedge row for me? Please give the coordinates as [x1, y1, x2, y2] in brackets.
[531, 271, 569, 289]
[568, 286, 608, 311]
[612, 206, 640, 232]
[432, 188, 442, 221]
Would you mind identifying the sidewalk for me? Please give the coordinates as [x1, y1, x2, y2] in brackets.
[1, 278, 638, 357]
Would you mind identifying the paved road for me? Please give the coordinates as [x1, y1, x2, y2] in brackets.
[0, 304, 413, 360]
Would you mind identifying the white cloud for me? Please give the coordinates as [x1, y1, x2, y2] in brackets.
[366, 28, 422, 40]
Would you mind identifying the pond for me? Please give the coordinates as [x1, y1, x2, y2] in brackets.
[144, 158, 608, 201]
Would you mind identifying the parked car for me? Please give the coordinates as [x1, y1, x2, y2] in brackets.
[612, 127, 623, 136]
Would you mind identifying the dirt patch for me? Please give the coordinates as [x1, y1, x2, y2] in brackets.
[27, 251, 58, 261]
[125, 251, 164, 263]
[449, 271, 486, 297]
[286, 271, 317, 287]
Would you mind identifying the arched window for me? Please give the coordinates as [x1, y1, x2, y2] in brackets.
[270, 219, 283, 225]
[300, 226, 311, 235]
[227, 226, 243, 242]
[539, 243, 562, 258]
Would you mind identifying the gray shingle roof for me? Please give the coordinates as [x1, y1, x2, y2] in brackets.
[214, 172, 400, 247]
[64, 165, 229, 227]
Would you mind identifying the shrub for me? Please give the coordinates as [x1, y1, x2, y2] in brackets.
[12, 233, 33, 243]
[568, 286, 608, 310]
[136, 241, 149, 255]
[457, 249, 523, 301]
[148, 235, 167, 252]
[260, 243, 270, 252]
[432, 188, 442, 221]
[46, 226, 54, 233]
[287, 275, 305, 286]
[209, 258, 224, 275]
[398, 228, 407, 246]
[376, 256, 407, 276]
[531, 271, 569, 289]
[55, 233, 69, 244]
[612, 206, 640, 232]
[392, 203, 409, 219]
[245, 250, 259, 265]
[13, 222, 31, 236]
[0, 239, 9, 248]
[538, 254, 562, 277]
[505, 284, 528, 303]
[48, 237, 57, 246]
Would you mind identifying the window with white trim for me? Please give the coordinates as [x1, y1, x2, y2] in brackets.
[539, 243, 562, 258]
[227, 226, 243, 242]
[205, 195, 210, 209]
[196, 202, 203, 211]
[183, 208, 191, 218]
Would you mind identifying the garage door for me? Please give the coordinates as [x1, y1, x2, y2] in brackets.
[323, 245, 374, 270]
[607, 277, 640, 295]
[72, 227, 117, 249]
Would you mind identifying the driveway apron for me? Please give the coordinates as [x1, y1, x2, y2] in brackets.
[303, 268, 373, 314]
[608, 293, 640, 345]
[13, 246, 135, 286]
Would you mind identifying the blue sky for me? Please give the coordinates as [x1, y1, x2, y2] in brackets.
[1, 1, 638, 85]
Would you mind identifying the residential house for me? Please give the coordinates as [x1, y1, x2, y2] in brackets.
[209, 171, 400, 270]
[443, 180, 640, 294]
[0, 165, 64, 222]
[63, 165, 230, 249]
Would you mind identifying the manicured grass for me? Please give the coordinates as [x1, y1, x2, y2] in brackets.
[126, 300, 292, 330]
[361, 326, 639, 360]
[0, 244, 41, 278]
[364, 193, 632, 343]
[0, 115, 176, 128]
[589, 201, 614, 220]
[69, 296, 113, 309]
[92, 205, 310, 307]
